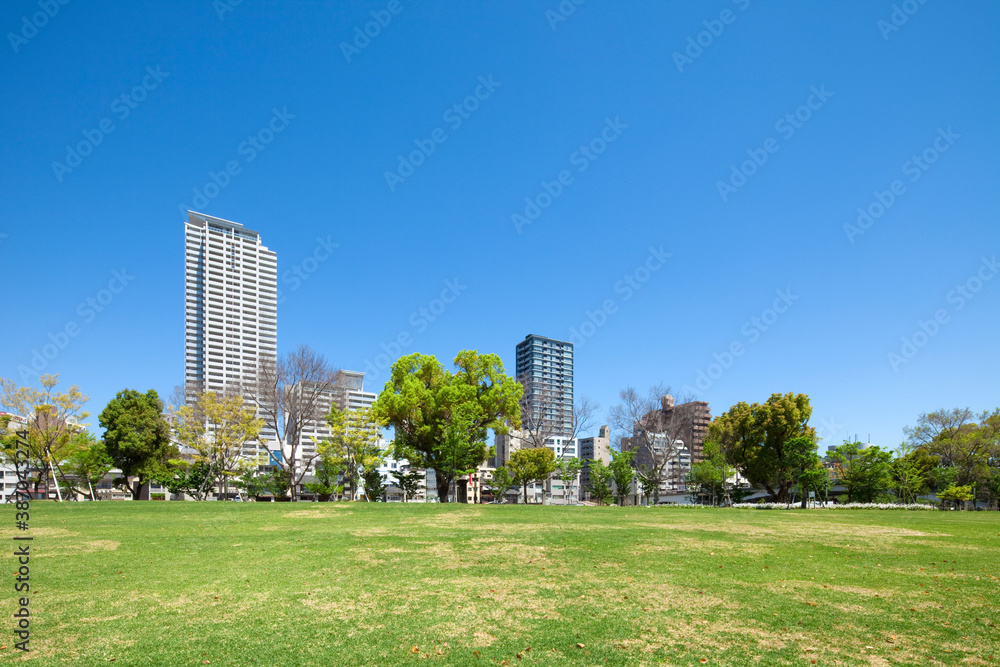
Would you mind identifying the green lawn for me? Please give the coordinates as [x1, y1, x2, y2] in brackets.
[1, 503, 997, 666]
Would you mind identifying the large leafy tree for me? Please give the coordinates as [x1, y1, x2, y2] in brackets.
[506, 447, 557, 504]
[157, 461, 217, 501]
[1, 374, 90, 498]
[709, 392, 817, 502]
[99, 389, 176, 499]
[830, 441, 894, 503]
[372, 351, 522, 502]
[304, 458, 344, 502]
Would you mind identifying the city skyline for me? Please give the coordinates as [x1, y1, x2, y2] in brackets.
[2, 2, 998, 450]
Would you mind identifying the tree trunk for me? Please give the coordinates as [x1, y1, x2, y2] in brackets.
[435, 469, 451, 502]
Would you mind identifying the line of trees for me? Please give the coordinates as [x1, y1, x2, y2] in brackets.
[7, 366, 995, 510]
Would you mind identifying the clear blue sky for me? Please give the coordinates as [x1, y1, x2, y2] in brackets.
[2, 0, 998, 449]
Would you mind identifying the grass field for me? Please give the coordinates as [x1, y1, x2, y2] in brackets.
[0, 503, 997, 666]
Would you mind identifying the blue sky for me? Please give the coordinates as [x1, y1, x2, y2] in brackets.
[1, 0, 998, 449]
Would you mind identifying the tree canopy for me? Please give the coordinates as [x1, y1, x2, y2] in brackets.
[709, 392, 816, 502]
[99, 388, 176, 499]
[372, 350, 522, 502]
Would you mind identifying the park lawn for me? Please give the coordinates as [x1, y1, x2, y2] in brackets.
[0, 503, 997, 666]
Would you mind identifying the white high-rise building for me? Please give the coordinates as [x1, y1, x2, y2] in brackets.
[184, 211, 278, 395]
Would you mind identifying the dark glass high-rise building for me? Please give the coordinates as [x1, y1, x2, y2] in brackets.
[515, 334, 574, 438]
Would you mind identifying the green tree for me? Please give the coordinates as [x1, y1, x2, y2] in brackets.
[362, 466, 387, 501]
[688, 440, 732, 505]
[304, 458, 343, 501]
[318, 406, 385, 501]
[905, 408, 999, 507]
[554, 456, 584, 504]
[1, 374, 90, 499]
[100, 389, 176, 499]
[392, 467, 423, 503]
[829, 441, 864, 502]
[784, 436, 821, 508]
[156, 461, 217, 500]
[891, 443, 936, 503]
[371, 351, 522, 502]
[507, 447, 557, 504]
[59, 431, 113, 501]
[486, 466, 514, 503]
[709, 392, 816, 502]
[169, 390, 264, 499]
[938, 484, 974, 510]
[609, 449, 635, 506]
[586, 459, 614, 506]
[236, 468, 270, 499]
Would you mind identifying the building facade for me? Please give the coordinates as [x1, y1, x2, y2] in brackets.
[643, 395, 711, 463]
[579, 424, 611, 501]
[493, 429, 578, 503]
[297, 370, 378, 469]
[184, 211, 278, 398]
[515, 334, 574, 438]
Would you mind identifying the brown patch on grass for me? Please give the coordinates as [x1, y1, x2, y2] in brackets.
[37, 539, 120, 557]
[472, 629, 496, 647]
[284, 507, 352, 518]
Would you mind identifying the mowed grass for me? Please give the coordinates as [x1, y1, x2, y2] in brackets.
[0, 503, 998, 666]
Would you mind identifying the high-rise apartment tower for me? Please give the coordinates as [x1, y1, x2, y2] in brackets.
[515, 334, 574, 438]
[184, 211, 278, 395]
